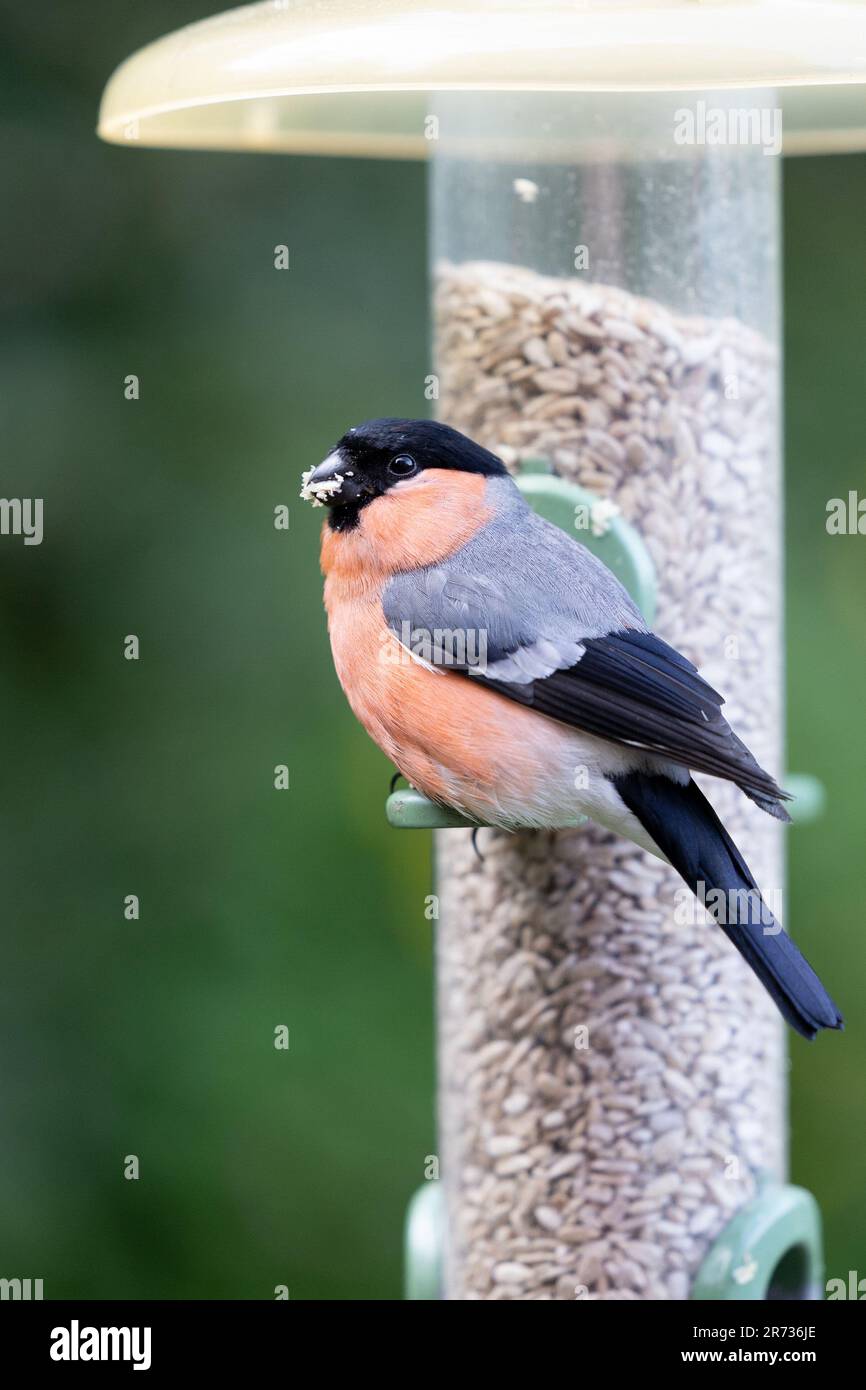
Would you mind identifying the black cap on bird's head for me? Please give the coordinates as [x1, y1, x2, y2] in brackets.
[300, 418, 508, 531]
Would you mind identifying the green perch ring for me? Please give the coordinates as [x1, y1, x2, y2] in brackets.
[405, 1176, 824, 1300]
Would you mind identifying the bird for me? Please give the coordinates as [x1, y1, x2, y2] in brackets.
[300, 417, 842, 1040]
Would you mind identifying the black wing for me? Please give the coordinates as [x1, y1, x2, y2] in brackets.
[381, 503, 788, 816]
[478, 628, 790, 815]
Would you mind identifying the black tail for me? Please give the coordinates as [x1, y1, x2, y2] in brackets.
[614, 772, 843, 1040]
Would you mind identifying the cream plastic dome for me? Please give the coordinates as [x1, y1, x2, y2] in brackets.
[98, 0, 866, 158]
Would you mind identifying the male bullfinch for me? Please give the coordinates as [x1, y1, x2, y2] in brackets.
[301, 418, 842, 1040]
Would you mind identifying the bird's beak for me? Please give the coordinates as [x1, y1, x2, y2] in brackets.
[300, 452, 348, 507]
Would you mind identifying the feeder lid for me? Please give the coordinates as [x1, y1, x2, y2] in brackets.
[98, 0, 866, 157]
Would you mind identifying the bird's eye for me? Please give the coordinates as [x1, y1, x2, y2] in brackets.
[388, 454, 417, 478]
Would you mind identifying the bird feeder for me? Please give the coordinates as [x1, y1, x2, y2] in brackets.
[99, 1, 866, 1301]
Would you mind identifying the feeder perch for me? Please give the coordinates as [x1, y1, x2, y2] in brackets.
[404, 1182, 444, 1301]
[99, 0, 866, 1302]
[405, 1173, 824, 1299]
[692, 1178, 823, 1301]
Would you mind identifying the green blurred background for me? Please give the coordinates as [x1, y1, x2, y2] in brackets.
[0, 2, 863, 1299]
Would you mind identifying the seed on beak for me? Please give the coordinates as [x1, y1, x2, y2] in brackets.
[300, 457, 346, 507]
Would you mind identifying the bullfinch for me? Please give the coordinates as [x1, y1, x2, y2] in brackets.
[301, 418, 842, 1040]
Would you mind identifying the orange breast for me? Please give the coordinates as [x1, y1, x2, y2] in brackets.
[320, 468, 492, 587]
[324, 585, 564, 818]
[319, 467, 567, 819]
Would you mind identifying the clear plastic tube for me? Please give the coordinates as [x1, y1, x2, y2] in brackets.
[430, 90, 784, 1301]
